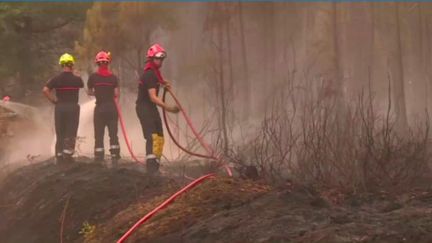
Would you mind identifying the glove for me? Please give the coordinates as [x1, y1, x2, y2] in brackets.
[166, 105, 180, 113]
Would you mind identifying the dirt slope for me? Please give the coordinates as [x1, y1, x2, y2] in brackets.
[89, 179, 432, 243]
[0, 158, 175, 243]
[2, 159, 432, 243]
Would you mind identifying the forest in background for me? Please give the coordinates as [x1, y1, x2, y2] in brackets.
[1, 3, 432, 125]
[1, 2, 432, 191]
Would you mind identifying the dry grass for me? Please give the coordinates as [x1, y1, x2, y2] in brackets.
[228, 80, 432, 195]
[86, 177, 270, 243]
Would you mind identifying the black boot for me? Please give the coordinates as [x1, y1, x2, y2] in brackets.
[94, 150, 104, 163]
[63, 154, 75, 164]
[111, 153, 120, 167]
[146, 158, 160, 175]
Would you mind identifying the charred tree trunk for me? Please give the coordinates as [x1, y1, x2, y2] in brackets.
[217, 16, 229, 155]
[224, 4, 234, 99]
[392, 3, 409, 132]
[369, 2, 376, 97]
[260, 3, 276, 112]
[425, 6, 432, 110]
[238, 2, 251, 120]
[417, 3, 429, 112]
[331, 3, 346, 127]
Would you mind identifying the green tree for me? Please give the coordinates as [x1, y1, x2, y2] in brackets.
[0, 3, 90, 96]
[76, 2, 176, 79]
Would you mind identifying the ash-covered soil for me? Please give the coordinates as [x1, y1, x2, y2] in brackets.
[0, 158, 175, 243]
[1, 158, 432, 243]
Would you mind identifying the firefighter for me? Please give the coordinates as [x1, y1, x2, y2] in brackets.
[136, 44, 179, 174]
[87, 51, 120, 165]
[43, 53, 84, 164]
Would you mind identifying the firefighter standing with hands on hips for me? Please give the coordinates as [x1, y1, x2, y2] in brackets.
[43, 53, 84, 164]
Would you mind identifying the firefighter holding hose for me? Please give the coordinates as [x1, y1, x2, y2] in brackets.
[43, 53, 84, 164]
[136, 44, 179, 174]
[87, 51, 121, 165]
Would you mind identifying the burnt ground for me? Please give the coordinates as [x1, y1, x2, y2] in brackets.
[1, 158, 432, 243]
[0, 158, 176, 243]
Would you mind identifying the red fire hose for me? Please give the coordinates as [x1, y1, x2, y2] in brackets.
[161, 90, 217, 159]
[116, 173, 215, 243]
[114, 89, 232, 176]
[114, 87, 232, 242]
[162, 89, 232, 176]
[114, 97, 145, 164]
[163, 89, 215, 155]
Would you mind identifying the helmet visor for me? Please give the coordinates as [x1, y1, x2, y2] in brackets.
[154, 52, 167, 59]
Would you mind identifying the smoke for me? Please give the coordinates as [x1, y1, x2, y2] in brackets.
[51, 90, 186, 161]
[75, 92, 151, 160]
[0, 101, 52, 165]
[0, 88, 211, 170]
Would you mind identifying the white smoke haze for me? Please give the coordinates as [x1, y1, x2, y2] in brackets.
[59, 89, 187, 161]
[0, 101, 52, 165]
[7, 2, 429, 172]
[77, 90, 151, 160]
[0, 86, 230, 168]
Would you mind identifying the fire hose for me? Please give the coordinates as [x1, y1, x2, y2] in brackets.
[162, 89, 232, 176]
[116, 173, 215, 243]
[114, 87, 232, 242]
[114, 98, 144, 164]
[114, 88, 232, 175]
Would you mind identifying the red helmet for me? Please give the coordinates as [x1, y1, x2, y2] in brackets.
[146, 44, 166, 59]
[95, 51, 111, 63]
[2, 95, 10, 103]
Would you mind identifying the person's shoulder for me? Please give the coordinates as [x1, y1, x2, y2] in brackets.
[110, 73, 119, 80]
[51, 72, 63, 81]
[70, 72, 83, 82]
[72, 72, 82, 79]
[47, 73, 62, 85]
[142, 69, 157, 80]
[68, 73, 84, 87]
